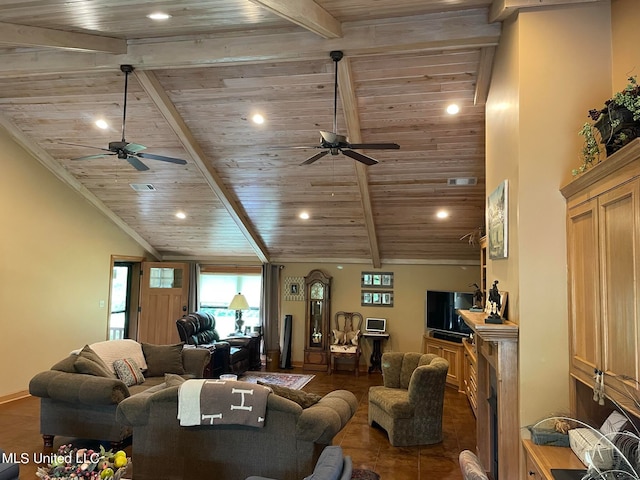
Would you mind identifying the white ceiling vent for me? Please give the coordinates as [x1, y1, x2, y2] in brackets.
[129, 183, 157, 192]
[447, 177, 477, 186]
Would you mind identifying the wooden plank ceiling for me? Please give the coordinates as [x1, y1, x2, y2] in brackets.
[0, 0, 578, 266]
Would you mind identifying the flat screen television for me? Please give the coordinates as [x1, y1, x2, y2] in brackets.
[425, 290, 474, 337]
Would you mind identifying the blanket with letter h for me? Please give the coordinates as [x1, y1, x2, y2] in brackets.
[178, 379, 270, 427]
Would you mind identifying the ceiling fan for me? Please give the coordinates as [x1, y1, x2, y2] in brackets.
[61, 65, 188, 171]
[292, 51, 400, 166]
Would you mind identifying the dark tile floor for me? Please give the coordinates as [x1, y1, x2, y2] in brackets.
[0, 367, 476, 479]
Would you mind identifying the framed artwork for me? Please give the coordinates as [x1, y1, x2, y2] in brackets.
[361, 271, 394, 288]
[488, 180, 508, 259]
[283, 276, 304, 301]
[361, 290, 394, 307]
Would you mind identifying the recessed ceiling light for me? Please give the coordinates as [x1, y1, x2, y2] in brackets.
[299, 212, 310, 220]
[95, 119, 109, 129]
[147, 12, 171, 20]
[446, 104, 460, 115]
[436, 210, 449, 219]
[252, 113, 265, 124]
[176, 212, 186, 219]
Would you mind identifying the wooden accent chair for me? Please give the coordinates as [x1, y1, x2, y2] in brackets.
[368, 352, 449, 446]
[328, 311, 363, 376]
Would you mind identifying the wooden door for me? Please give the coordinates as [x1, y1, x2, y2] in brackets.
[567, 198, 601, 377]
[598, 179, 640, 394]
[138, 262, 189, 344]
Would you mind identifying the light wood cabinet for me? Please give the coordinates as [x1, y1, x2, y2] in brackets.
[561, 139, 640, 417]
[462, 338, 477, 417]
[522, 439, 585, 480]
[422, 335, 464, 391]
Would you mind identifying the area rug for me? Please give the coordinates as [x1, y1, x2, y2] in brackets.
[239, 371, 314, 390]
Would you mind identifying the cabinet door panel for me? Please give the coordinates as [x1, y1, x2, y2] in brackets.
[567, 200, 601, 374]
[599, 180, 640, 383]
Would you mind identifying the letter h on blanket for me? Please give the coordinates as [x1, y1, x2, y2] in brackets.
[178, 379, 270, 427]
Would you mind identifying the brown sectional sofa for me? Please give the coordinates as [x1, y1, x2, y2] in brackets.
[116, 382, 358, 480]
[28, 340, 210, 447]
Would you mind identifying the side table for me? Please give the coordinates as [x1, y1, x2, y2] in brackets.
[363, 333, 390, 373]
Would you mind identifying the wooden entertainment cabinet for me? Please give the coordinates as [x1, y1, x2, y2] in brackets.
[422, 334, 464, 391]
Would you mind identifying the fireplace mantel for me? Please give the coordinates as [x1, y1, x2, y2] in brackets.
[459, 309, 519, 480]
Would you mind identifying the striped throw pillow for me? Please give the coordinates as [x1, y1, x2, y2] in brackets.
[113, 358, 145, 386]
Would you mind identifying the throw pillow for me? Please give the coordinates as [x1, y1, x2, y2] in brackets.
[165, 373, 186, 387]
[346, 330, 360, 346]
[113, 358, 145, 387]
[257, 381, 322, 409]
[142, 342, 186, 377]
[74, 345, 114, 378]
[332, 330, 345, 345]
[89, 339, 148, 374]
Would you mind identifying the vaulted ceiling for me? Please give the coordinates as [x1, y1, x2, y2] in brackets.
[0, 0, 598, 266]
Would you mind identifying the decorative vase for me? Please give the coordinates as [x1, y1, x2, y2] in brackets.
[593, 105, 640, 155]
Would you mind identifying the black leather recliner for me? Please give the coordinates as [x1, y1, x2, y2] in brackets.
[176, 312, 261, 376]
[176, 312, 231, 378]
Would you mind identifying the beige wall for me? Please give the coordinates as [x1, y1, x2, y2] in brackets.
[280, 262, 479, 367]
[486, 2, 612, 428]
[611, 0, 640, 92]
[0, 128, 153, 398]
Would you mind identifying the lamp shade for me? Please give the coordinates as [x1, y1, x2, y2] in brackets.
[228, 293, 249, 310]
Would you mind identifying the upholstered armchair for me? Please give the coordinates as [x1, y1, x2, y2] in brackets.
[459, 450, 489, 480]
[368, 352, 449, 446]
[176, 312, 231, 377]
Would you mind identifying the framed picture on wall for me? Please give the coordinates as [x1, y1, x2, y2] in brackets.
[361, 272, 394, 288]
[488, 180, 508, 259]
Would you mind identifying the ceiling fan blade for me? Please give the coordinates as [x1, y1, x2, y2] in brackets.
[125, 142, 147, 153]
[137, 152, 188, 165]
[71, 153, 115, 161]
[342, 149, 379, 166]
[126, 156, 150, 171]
[300, 150, 329, 166]
[348, 142, 400, 150]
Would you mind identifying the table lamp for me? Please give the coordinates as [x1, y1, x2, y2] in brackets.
[228, 292, 250, 334]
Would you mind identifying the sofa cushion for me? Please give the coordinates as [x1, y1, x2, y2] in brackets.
[257, 381, 322, 409]
[74, 345, 114, 378]
[142, 343, 186, 376]
[113, 358, 145, 387]
[89, 339, 148, 374]
[165, 373, 186, 387]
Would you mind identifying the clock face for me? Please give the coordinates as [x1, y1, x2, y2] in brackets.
[310, 282, 324, 300]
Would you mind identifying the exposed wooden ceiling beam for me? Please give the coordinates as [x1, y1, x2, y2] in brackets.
[247, 0, 342, 39]
[337, 56, 381, 268]
[0, 21, 126, 54]
[0, 114, 161, 259]
[490, 0, 602, 22]
[133, 69, 270, 264]
[474, 46, 495, 105]
[0, 9, 500, 76]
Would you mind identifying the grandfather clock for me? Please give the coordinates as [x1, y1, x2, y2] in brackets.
[303, 269, 332, 370]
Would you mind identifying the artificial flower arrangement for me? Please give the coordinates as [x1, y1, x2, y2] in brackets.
[36, 444, 130, 480]
[574, 76, 640, 176]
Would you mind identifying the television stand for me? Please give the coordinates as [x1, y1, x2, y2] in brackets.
[422, 333, 465, 392]
[432, 331, 464, 343]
